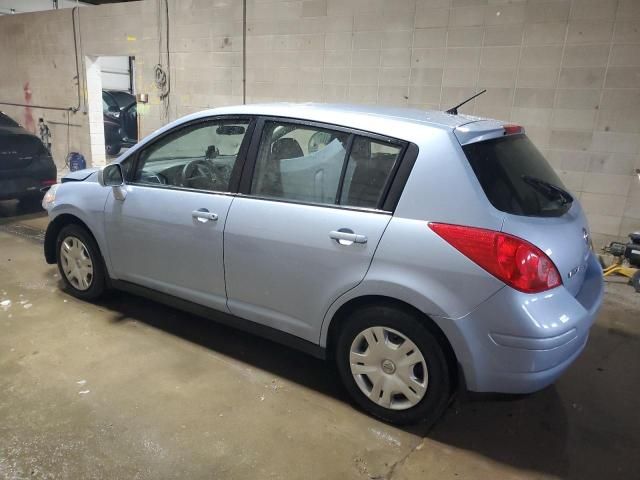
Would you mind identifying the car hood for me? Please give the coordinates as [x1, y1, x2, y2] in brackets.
[61, 167, 100, 182]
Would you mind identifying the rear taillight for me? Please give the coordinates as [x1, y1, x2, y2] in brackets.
[41, 179, 56, 186]
[429, 223, 561, 293]
[503, 124, 523, 135]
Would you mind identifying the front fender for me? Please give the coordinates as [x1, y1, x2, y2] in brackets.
[45, 182, 112, 274]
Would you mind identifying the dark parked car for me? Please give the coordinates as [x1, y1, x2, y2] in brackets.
[102, 90, 138, 156]
[0, 111, 56, 203]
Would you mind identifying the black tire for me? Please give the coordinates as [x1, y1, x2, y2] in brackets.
[56, 224, 106, 301]
[106, 143, 121, 156]
[632, 270, 640, 293]
[335, 304, 453, 426]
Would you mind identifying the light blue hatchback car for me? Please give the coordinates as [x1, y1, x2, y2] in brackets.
[42, 103, 604, 425]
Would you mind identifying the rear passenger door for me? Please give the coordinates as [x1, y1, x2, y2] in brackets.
[224, 119, 406, 343]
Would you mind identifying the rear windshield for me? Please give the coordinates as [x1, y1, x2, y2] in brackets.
[463, 134, 572, 217]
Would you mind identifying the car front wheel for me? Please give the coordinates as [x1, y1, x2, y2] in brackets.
[56, 224, 106, 300]
[335, 305, 453, 426]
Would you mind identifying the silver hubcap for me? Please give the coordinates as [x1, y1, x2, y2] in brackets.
[60, 236, 93, 291]
[350, 326, 428, 410]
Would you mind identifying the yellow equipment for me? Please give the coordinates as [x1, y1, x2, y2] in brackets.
[600, 233, 640, 292]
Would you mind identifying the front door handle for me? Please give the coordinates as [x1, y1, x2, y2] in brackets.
[329, 229, 368, 246]
[192, 209, 218, 223]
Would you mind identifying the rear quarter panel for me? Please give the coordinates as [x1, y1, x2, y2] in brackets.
[320, 128, 506, 346]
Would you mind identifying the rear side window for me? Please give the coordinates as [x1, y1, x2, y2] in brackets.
[250, 120, 402, 209]
[251, 122, 349, 204]
[340, 137, 402, 209]
[463, 135, 572, 217]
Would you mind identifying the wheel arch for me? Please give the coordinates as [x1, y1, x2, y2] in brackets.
[324, 295, 460, 386]
[45, 213, 102, 266]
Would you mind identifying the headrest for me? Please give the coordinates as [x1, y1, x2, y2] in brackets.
[272, 138, 303, 160]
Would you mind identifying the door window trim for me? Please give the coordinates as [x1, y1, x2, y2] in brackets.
[237, 115, 413, 214]
[124, 115, 256, 196]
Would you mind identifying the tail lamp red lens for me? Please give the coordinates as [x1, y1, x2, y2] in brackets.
[41, 179, 57, 186]
[503, 124, 523, 135]
[429, 223, 561, 293]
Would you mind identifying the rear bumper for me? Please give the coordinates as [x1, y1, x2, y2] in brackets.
[0, 176, 51, 200]
[444, 252, 604, 394]
[0, 159, 56, 200]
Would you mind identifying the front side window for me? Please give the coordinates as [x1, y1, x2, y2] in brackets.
[133, 119, 250, 192]
[251, 122, 349, 205]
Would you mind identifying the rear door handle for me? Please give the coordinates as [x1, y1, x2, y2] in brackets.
[329, 230, 368, 245]
[192, 209, 218, 223]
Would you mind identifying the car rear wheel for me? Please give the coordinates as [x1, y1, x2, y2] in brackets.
[56, 224, 106, 300]
[335, 305, 453, 426]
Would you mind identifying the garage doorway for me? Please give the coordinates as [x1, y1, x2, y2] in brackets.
[85, 55, 138, 167]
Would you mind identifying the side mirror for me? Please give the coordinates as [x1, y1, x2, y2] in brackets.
[98, 163, 124, 187]
[107, 105, 120, 114]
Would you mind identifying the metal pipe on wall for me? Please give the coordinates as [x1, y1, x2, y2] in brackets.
[242, 0, 246, 105]
[0, 6, 83, 113]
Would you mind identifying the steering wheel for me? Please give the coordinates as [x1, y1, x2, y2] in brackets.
[181, 159, 216, 189]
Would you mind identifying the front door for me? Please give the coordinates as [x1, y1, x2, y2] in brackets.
[104, 117, 252, 311]
[224, 120, 405, 342]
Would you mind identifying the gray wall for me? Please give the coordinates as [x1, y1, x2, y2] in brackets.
[0, 0, 89, 15]
[0, 0, 638, 245]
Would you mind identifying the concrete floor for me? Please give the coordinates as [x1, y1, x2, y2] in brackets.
[1, 200, 639, 480]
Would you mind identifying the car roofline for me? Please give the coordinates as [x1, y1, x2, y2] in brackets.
[118, 103, 503, 162]
[186, 103, 485, 129]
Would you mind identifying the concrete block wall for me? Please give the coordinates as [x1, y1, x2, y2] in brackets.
[241, 0, 640, 245]
[0, 8, 86, 169]
[0, 1, 161, 170]
[0, 0, 638, 245]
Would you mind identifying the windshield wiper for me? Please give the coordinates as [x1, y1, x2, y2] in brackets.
[521, 175, 574, 205]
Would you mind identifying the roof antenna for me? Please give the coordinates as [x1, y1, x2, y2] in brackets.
[445, 89, 487, 115]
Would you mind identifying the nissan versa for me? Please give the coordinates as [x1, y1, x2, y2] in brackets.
[42, 103, 604, 425]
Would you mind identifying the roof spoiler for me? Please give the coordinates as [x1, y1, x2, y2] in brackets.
[454, 120, 525, 145]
